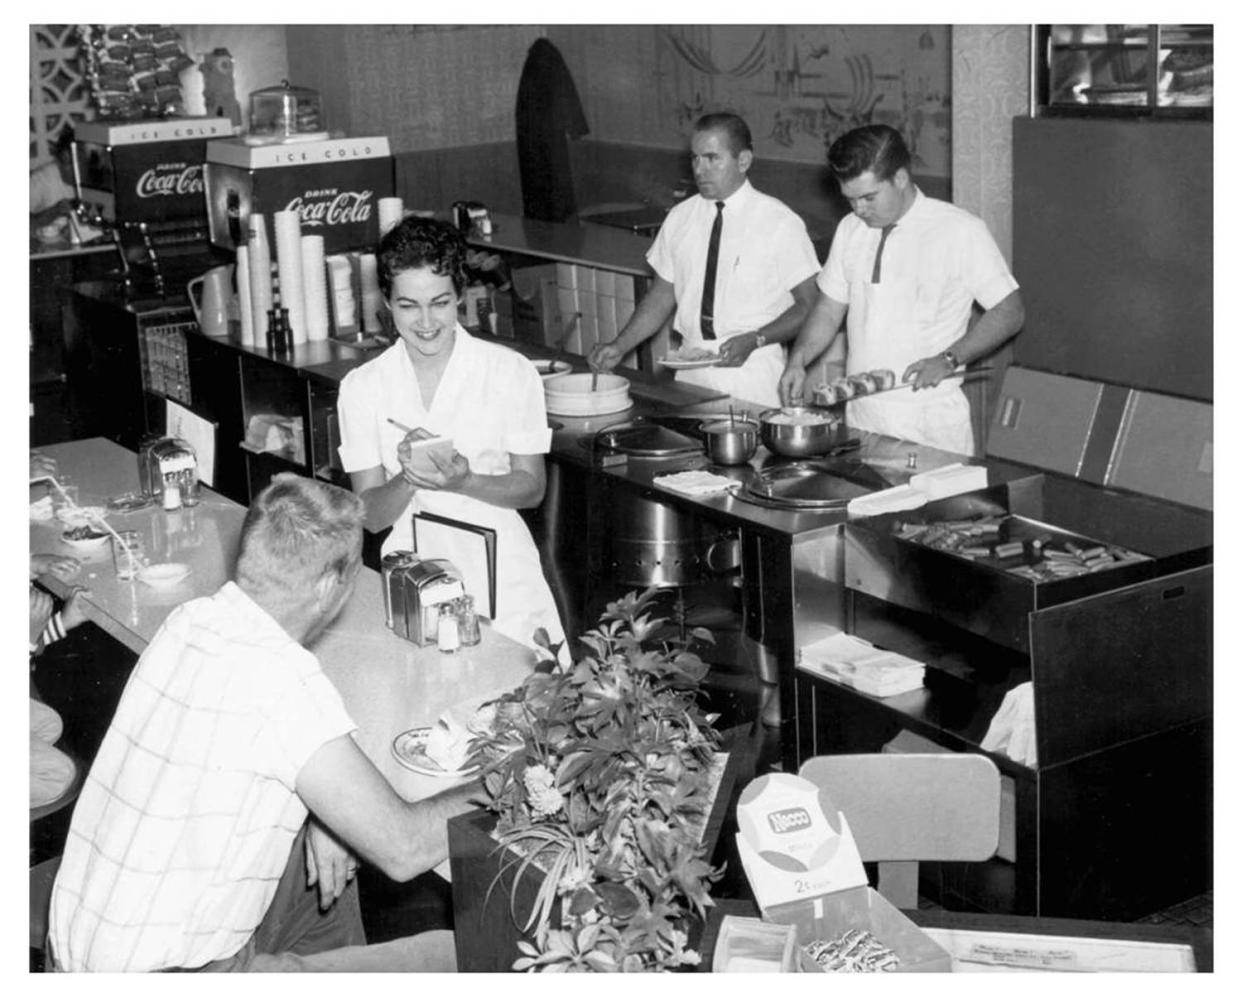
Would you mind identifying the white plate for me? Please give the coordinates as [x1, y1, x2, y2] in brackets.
[392, 727, 479, 778]
[138, 562, 192, 587]
[658, 356, 720, 370]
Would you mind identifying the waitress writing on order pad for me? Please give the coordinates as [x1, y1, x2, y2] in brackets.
[336, 216, 566, 656]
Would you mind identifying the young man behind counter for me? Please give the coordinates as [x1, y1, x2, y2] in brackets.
[47, 474, 473, 972]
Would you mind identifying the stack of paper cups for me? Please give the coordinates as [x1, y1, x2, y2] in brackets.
[247, 215, 273, 345]
[326, 255, 356, 329]
[274, 209, 307, 345]
[235, 243, 255, 346]
[300, 235, 330, 341]
[359, 253, 383, 333]
[378, 197, 405, 238]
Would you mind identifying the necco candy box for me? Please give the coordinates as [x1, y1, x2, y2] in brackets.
[734, 772, 867, 911]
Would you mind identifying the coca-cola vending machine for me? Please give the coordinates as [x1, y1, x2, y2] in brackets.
[73, 117, 237, 298]
[203, 135, 393, 255]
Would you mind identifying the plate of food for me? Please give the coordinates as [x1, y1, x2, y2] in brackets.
[60, 525, 111, 554]
[658, 346, 721, 370]
[57, 505, 108, 529]
[392, 726, 481, 778]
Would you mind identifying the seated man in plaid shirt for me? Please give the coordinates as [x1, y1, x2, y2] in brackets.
[48, 475, 475, 972]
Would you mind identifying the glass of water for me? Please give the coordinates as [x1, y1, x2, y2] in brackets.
[112, 530, 147, 580]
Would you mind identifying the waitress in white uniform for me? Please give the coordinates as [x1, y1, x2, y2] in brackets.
[779, 124, 1024, 456]
[336, 216, 566, 656]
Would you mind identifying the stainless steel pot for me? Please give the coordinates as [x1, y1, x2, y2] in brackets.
[699, 416, 759, 465]
[757, 407, 843, 458]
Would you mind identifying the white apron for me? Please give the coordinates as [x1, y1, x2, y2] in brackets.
[843, 260, 974, 456]
[378, 341, 566, 654]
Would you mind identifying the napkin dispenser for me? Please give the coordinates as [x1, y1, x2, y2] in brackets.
[383, 552, 465, 646]
[137, 436, 197, 500]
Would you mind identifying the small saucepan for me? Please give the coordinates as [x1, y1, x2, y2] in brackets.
[699, 415, 760, 466]
[757, 406, 843, 458]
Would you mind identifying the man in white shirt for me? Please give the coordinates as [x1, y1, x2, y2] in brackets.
[780, 124, 1025, 455]
[48, 475, 472, 972]
[588, 113, 820, 409]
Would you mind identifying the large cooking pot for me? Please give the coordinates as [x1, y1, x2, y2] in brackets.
[757, 406, 843, 458]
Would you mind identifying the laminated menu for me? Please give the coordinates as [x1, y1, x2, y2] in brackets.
[798, 632, 926, 697]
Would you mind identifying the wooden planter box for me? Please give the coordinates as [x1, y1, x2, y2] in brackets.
[448, 725, 754, 972]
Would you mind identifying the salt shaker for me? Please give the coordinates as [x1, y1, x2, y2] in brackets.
[437, 603, 460, 653]
[162, 471, 182, 510]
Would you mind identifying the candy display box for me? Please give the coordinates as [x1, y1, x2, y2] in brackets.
[734, 772, 951, 973]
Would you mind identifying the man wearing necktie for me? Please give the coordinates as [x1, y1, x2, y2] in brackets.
[779, 124, 1025, 455]
[589, 113, 819, 409]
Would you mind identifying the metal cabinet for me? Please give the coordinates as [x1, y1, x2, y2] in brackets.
[793, 474, 1212, 919]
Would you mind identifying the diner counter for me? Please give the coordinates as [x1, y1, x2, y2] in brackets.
[30, 438, 536, 806]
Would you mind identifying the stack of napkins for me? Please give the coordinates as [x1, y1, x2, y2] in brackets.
[654, 469, 744, 497]
[847, 461, 988, 516]
[798, 632, 926, 697]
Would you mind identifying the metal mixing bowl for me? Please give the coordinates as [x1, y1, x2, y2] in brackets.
[699, 416, 759, 465]
[757, 407, 843, 458]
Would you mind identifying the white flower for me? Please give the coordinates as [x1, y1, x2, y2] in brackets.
[524, 763, 564, 817]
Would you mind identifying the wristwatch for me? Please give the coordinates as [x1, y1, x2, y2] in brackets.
[754, 333, 767, 349]
[939, 349, 959, 370]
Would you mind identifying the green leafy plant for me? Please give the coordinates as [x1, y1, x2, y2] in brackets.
[471, 588, 725, 972]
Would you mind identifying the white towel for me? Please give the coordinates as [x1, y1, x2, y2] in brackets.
[981, 682, 1038, 766]
[654, 470, 743, 497]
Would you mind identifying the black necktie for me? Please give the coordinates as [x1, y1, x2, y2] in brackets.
[871, 224, 897, 284]
[700, 201, 725, 339]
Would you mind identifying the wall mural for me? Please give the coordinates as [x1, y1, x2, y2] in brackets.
[657, 25, 951, 179]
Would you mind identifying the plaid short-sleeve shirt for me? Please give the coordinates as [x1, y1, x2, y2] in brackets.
[48, 582, 357, 972]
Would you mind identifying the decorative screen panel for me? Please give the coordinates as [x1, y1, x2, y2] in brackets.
[30, 24, 90, 165]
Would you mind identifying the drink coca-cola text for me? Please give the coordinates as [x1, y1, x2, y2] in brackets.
[135, 165, 205, 198]
[284, 189, 374, 228]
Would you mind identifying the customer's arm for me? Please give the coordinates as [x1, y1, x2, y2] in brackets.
[297, 734, 480, 883]
[587, 276, 677, 371]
